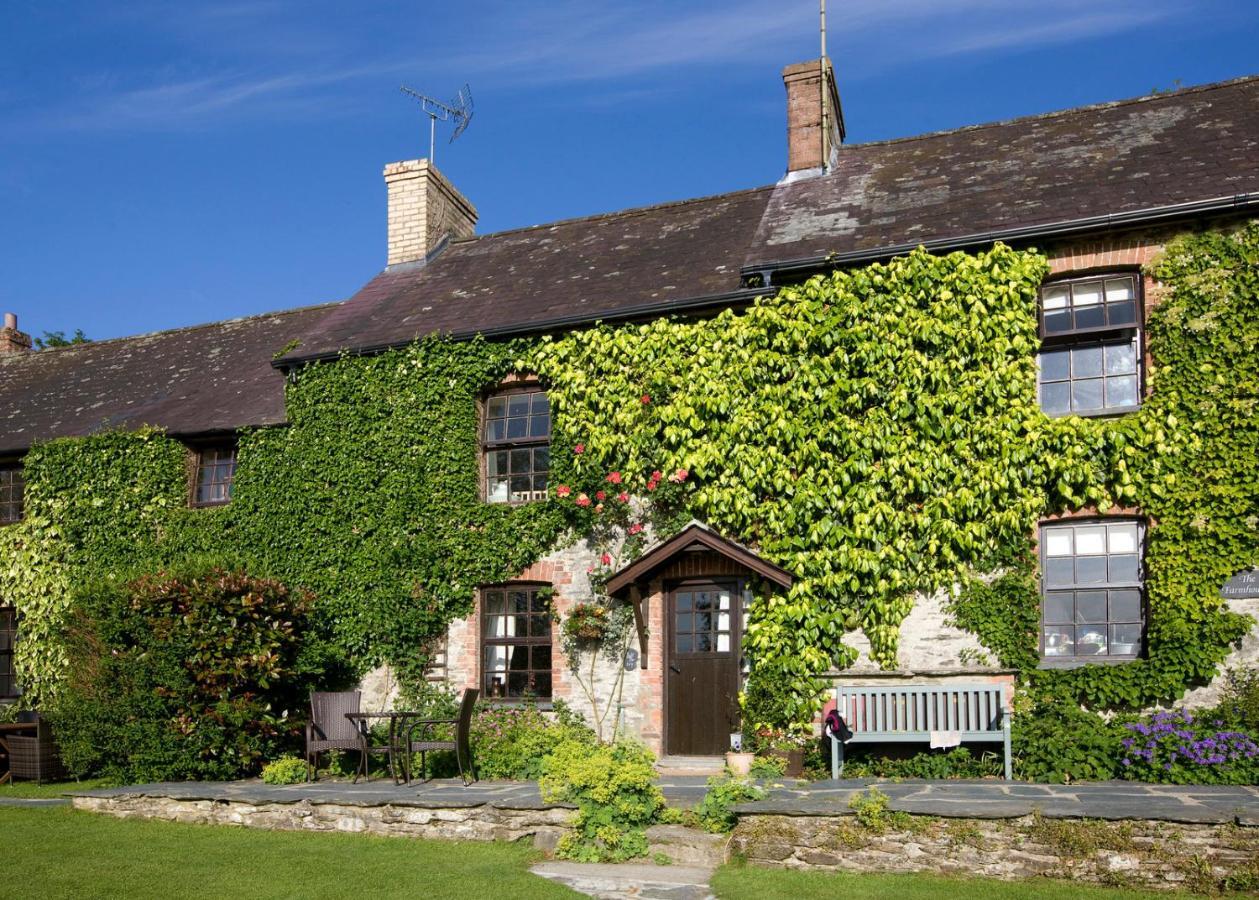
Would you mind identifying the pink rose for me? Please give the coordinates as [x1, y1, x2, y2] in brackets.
[573, 443, 585, 455]
[616, 491, 629, 503]
[594, 503, 605, 514]
[669, 468, 689, 483]
[600, 553, 612, 566]
[596, 490, 607, 501]
[628, 523, 644, 535]
[646, 480, 658, 492]
[606, 472, 623, 484]
[576, 493, 591, 507]
[650, 470, 663, 481]
[555, 485, 572, 498]
[641, 394, 651, 405]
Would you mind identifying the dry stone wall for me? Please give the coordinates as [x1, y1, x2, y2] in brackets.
[731, 813, 1259, 893]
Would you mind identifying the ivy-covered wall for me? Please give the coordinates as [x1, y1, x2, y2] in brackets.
[1, 337, 570, 702]
[2, 226, 1255, 728]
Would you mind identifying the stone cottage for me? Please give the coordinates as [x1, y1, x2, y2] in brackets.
[2, 58, 1257, 759]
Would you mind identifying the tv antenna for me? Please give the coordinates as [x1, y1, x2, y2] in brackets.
[399, 83, 474, 165]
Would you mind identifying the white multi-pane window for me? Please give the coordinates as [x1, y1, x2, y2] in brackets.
[1040, 520, 1144, 662]
[483, 388, 550, 503]
[1037, 275, 1142, 416]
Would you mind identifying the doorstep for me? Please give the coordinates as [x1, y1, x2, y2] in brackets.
[654, 756, 725, 777]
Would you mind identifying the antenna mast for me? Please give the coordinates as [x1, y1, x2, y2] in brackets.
[399, 84, 474, 165]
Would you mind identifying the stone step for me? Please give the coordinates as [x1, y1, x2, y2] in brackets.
[655, 755, 725, 776]
[645, 824, 729, 867]
[530, 861, 714, 900]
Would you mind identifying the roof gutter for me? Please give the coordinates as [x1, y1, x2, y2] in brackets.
[741, 192, 1259, 280]
[274, 287, 768, 370]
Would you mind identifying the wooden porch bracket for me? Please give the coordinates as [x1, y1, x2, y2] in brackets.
[629, 583, 649, 669]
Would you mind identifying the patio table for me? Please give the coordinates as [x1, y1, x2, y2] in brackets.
[0, 721, 37, 785]
[345, 711, 433, 784]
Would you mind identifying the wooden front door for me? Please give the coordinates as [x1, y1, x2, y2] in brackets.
[666, 580, 741, 755]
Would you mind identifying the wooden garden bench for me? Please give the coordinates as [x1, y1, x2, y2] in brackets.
[828, 682, 1012, 780]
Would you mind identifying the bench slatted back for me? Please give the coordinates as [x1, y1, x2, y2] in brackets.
[836, 683, 1005, 740]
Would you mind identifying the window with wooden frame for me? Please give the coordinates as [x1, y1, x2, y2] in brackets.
[190, 441, 238, 507]
[1040, 519, 1144, 663]
[0, 463, 23, 525]
[481, 584, 552, 700]
[482, 386, 550, 504]
[1037, 273, 1142, 417]
[0, 605, 17, 699]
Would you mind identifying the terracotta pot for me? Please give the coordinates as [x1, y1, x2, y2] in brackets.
[769, 748, 805, 777]
[725, 751, 755, 776]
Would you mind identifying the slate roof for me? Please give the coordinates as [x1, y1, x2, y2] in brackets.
[746, 74, 1259, 270]
[281, 185, 774, 362]
[0, 303, 335, 455]
[282, 74, 1259, 364]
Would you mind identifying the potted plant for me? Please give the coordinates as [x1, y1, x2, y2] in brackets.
[562, 602, 610, 642]
[725, 732, 755, 775]
[755, 728, 808, 777]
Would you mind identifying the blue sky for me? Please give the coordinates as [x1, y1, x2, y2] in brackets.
[2, 1, 1257, 342]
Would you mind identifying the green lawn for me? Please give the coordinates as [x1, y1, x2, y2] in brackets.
[711, 863, 1208, 899]
[5, 806, 577, 899]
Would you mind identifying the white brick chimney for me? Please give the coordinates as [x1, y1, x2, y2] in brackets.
[383, 160, 477, 267]
[0, 312, 32, 354]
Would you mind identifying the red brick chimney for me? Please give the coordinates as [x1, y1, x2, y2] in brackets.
[0, 313, 32, 354]
[783, 58, 845, 175]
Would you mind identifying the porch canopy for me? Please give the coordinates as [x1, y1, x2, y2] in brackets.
[605, 521, 793, 668]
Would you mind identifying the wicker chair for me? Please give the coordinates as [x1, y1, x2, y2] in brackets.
[8, 713, 66, 785]
[405, 688, 478, 784]
[305, 690, 366, 783]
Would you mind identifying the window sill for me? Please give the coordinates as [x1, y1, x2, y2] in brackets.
[483, 699, 554, 710]
[189, 500, 232, 509]
[1038, 657, 1140, 670]
[1043, 405, 1142, 420]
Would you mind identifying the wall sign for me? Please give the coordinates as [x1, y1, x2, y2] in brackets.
[1220, 569, 1259, 600]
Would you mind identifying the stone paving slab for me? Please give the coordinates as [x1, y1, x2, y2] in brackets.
[530, 861, 714, 900]
[735, 778, 1259, 825]
[73, 776, 1259, 826]
[74, 776, 716, 810]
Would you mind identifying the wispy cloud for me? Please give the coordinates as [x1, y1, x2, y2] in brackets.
[0, 0, 1191, 135]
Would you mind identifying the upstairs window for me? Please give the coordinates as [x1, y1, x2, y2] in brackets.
[1037, 274, 1142, 417]
[483, 387, 550, 504]
[481, 584, 552, 700]
[0, 605, 16, 699]
[191, 442, 238, 507]
[0, 464, 23, 525]
[1040, 520, 1144, 662]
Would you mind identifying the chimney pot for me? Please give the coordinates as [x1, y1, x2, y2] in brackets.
[383, 159, 477, 267]
[782, 58, 845, 175]
[0, 312, 32, 354]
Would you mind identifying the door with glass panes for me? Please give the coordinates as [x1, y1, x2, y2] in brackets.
[666, 580, 741, 755]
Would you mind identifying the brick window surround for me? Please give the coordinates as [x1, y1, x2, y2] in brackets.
[1037, 273, 1142, 418]
[1040, 519, 1145, 664]
[190, 442, 238, 507]
[482, 385, 550, 504]
[481, 583, 552, 700]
